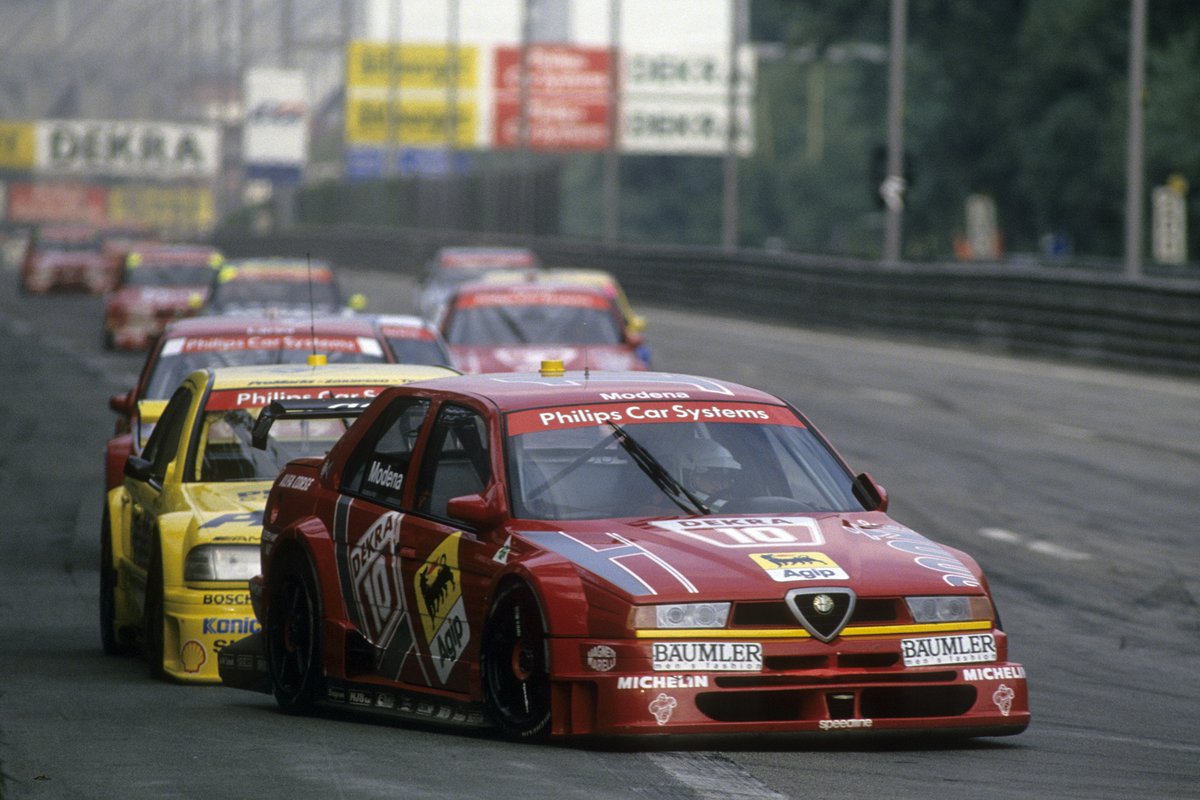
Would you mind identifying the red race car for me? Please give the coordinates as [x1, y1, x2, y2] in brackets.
[203, 258, 366, 317]
[417, 245, 540, 319]
[103, 244, 224, 350]
[19, 224, 110, 294]
[104, 315, 398, 491]
[438, 281, 649, 374]
[221, 365, 1029, 741]
[371, 314, 457, 369]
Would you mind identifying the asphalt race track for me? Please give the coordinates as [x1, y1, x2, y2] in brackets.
[1, 265, 1198, 800]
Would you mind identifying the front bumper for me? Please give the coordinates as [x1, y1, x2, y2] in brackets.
[547, 632, 1029, 737]
[162, 585, 259, 683]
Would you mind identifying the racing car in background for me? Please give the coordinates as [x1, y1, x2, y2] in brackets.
[104, 315, 401, 490]
[371, 314, 457, 369]
[101, 361, 459, 682]
[437, 280, 650, 374]
[220, 365, 1028, 740]
[103, 244, 224, 350]
[19, 224, 110, 294]
[417, 245, 540, 320]
[202, 257, 366, 317]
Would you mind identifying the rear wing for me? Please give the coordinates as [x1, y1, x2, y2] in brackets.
[251, 398, 375, 450]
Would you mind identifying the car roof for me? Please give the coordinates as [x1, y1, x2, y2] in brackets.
[433, 246, 539, 268]
[160, 314, 379, 337]
[542, 267, 617, 285]
[202, 362, 457, 392]
[449, 280, 614, 305]
[395, 370, 787, 413]
[217, 258, 334, 281]
[372, 313, 437, 330]
[127, 244, 222, 262]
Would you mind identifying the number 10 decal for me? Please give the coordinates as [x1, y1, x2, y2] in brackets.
[650, 517, 826, 548]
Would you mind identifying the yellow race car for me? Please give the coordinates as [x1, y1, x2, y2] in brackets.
[101, 360, 458, 682]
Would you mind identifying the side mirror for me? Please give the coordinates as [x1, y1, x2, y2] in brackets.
[110, 390, 134, 415]
[627, 314, 647, 334]
[853, 472, 889, 512]
[446, 492, 504, 528]
[348, 293, 368, 311]
[124, 455, 161, 490]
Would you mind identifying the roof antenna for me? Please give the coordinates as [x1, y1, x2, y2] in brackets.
[306, 253, 325, 366]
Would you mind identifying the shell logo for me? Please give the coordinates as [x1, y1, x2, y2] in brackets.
[181, 640, 208, 673]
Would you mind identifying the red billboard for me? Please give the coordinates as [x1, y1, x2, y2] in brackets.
[7, 182, 107, 225]
[493, 45, 612, 151]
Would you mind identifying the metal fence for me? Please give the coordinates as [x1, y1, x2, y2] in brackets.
[212, 224, 1200, 378]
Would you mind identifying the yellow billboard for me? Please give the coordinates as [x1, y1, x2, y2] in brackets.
[347, 42, 478, 91]
[107, 185, 215, 233]
[0, 121, 36, 170]
[345, 97, 478, 147]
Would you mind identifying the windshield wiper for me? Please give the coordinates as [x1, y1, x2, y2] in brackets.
[608, 422, 710, 515]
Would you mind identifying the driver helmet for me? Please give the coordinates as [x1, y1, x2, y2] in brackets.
[674, 437, 741, 492]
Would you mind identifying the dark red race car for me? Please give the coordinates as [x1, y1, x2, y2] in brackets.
[438, 281, 649, 374]
[221, 365, 1029, 742]
[19, 224, 110, 294]
[103, 244, 224, 350]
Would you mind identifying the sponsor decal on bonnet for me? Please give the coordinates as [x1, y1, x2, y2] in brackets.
[749, 551, 848, 582]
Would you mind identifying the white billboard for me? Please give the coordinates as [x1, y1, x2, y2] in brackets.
[36, 119, 219, 179]
[243, 67, 308, 181]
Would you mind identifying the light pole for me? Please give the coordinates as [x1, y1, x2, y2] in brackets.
[1123, 0, 1147, 280]
[881, 0, 907, 263]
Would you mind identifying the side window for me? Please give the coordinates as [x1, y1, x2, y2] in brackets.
[140, 385, 194, 483]
[343, 397, 431, 506]
[414, 405, 491, 520]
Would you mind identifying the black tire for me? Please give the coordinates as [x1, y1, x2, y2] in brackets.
[99, 508, 133, 656]
[265, 549, 322, 714]
[143, 541, 167, 679]
[481, 581, 551, 741]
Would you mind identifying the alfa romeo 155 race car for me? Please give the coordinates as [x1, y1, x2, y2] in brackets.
[219, 365, 1028, 740]
[371, 314, 456, 369]
[101, 361, 458, 681]
[203, 257, 366, 317]
[438, 281, 649, 374]
[103, 244, 224, 350]
[19, 224, 109, 294]
[417, 245, 540, 320]
[105, 315, 399, 490]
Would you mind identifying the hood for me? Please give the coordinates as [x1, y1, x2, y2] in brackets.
[180, 482, 273, 546]
[450, 344, 645, 374]
[515, 513, 982, 602]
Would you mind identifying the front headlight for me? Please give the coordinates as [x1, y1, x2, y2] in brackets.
[905, 595, 993, 623]
[631, 602, 731, 630]
[185, 545, 260, 581]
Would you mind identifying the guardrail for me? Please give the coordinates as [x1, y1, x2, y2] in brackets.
[212, 224, 1200, 378]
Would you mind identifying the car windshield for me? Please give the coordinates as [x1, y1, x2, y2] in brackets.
[144, 342, 385, 399]
[209, 278, 340, 312]
[505, 405, 866, 520]
[385, 336, 452, 365]
[125, 263, 214, 287]
[194, 410, 352, 482]
[446, 303, 621, 346]
[40, 236, 99, 252]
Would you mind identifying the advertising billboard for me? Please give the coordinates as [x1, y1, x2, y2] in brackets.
[243, 68, 308, 184]
[36, 119, 220, 179]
